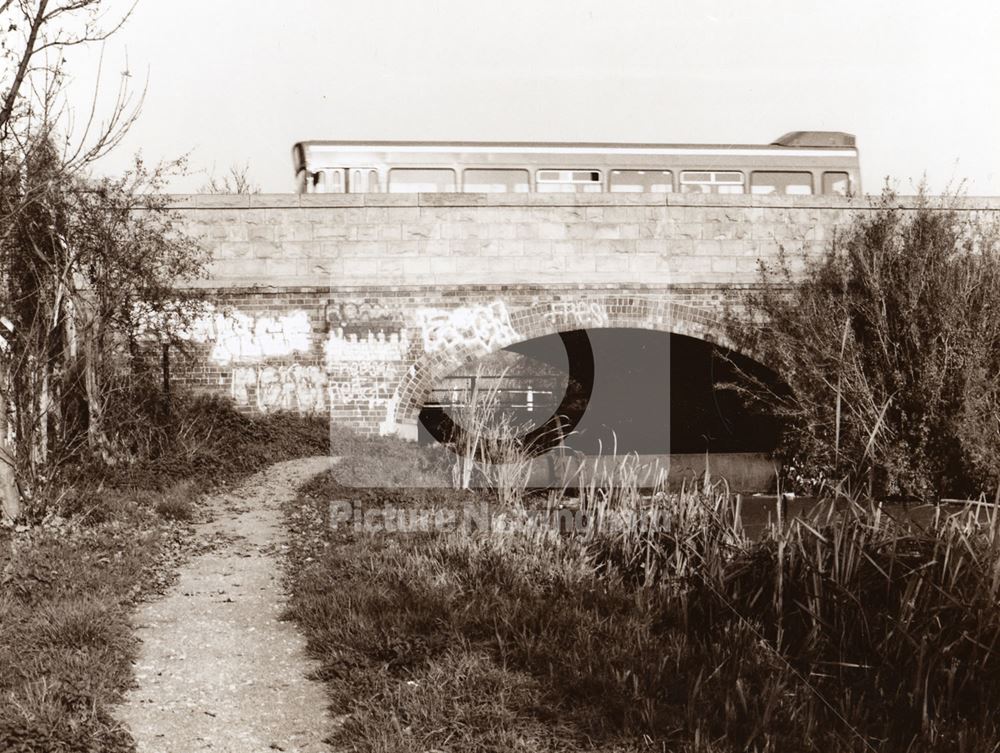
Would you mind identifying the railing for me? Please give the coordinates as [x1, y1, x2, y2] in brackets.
[424, 374, 562, 414]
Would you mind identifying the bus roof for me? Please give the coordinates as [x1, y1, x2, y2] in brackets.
[295, 133, 857, 153]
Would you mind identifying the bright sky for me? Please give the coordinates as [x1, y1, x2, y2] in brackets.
[62, 0, 1000, 194]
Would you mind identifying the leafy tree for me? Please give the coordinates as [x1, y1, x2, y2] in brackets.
[1, 135, 206, 517]
[0, 2, 206, 521]
[727, 188, 1000, 499]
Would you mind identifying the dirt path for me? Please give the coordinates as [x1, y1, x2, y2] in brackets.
[117, 457, 336, 753]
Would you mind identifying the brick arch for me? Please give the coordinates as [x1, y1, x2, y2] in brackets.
[385, 295, 763, 436]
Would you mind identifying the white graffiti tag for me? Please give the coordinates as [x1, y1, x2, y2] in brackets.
[231, 364, 327, 413]
[322, 329, 409, 366]
[185, 306, 313, 365]
[416, 301, 519, 355]
[326, 361, 395, 408]
[134, 302, 315, 365]
[232, 360, 396, 412]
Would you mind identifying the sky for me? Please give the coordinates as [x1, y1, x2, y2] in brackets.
[59, 0, 1000, 194]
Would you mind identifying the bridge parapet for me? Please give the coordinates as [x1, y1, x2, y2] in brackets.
[172, 193, 1000, 290]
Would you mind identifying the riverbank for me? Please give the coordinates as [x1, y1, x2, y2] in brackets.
[282, 455, 1000, 751]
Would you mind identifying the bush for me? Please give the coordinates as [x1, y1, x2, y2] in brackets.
[729, 187, 1000, 499]
[38, 393, 331, 503]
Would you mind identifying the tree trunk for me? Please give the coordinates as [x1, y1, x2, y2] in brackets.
[161, 342, 172, 419]
[35, 366, 49, 466]
[84, 333, 110, 462]
[0, 390, 21, 521]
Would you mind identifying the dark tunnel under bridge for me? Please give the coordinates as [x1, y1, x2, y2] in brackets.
[417, 327, 786, 491]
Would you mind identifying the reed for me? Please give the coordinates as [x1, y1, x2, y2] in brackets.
[285, 425, 1000, 751]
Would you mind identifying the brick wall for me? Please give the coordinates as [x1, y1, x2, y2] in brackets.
[173, 283, 742, 438]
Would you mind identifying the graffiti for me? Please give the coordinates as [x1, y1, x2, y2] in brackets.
[326, 361, 397, 407]
[416, 301, 519, 355]
[231, 360, 397, 412]
[379, 397, 399, 436]
[135, 301, 316, 364]
[227, 324, 407, 413]
[231, 367, 257, 406]
[325, 299, 395, 325]
[181, 305, 313, 365]
[323, 329, 409, 366]
[546, 300, 609, 328]
[321, 327, 408, 409]
[231, 364, 327, 413]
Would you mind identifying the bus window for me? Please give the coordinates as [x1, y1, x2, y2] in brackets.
[313, 169, 344, 193]
[388, 168, 457, 193]
[536, 169, 602, 193]
[463, 168, 530, 193]
[751, 172, 813, 195]
[822, 172, 850, 196]
[610, 169, 673, 193]
[346, 169, 381, 192]
[680, 171, 744, 194]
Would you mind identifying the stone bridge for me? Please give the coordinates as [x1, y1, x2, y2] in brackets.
[169, 192, 1000, 440]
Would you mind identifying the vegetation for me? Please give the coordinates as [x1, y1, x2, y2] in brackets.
[284, 439, 1000, 752]
[1, 8, 334, 750]
[727, 188, 1000, 500]
[197, 162, 261, 194]
[0, 394, 330, 753]
[1, 1, 212, 522]
[6, 8, 999, 752]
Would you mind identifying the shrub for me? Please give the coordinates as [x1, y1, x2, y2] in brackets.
[152, 483, 197, 522]
[728, 187, 1000, 499]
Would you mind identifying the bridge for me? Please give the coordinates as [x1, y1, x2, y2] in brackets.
[169, 192, 1000, 457]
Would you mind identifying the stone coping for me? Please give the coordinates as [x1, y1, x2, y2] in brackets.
[164, 193, 1000, 211]
[173, 281, 773, 294]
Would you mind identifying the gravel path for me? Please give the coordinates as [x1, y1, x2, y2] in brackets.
[117, 457, 336, 753]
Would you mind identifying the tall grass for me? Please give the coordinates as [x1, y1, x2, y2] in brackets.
[285, 430, 1000, 751]
[438, 366, 566, 506]
[1, 394, 333, 753]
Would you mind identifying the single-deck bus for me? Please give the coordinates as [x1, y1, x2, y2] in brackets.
[292, 131, 860, 196]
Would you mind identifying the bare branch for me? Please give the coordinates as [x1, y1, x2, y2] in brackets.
[0, 0, 48, 134]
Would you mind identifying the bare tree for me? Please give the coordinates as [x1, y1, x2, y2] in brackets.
[1, 138, 207, 521]
[198, 162, 260, 194]
[1, 1, 141, 178]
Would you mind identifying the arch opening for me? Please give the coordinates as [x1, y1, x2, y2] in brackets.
[417, 327, 785, 460]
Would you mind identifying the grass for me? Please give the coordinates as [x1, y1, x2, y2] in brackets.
[0, 393, 333, 753]
[283, 437, 1000, 752]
